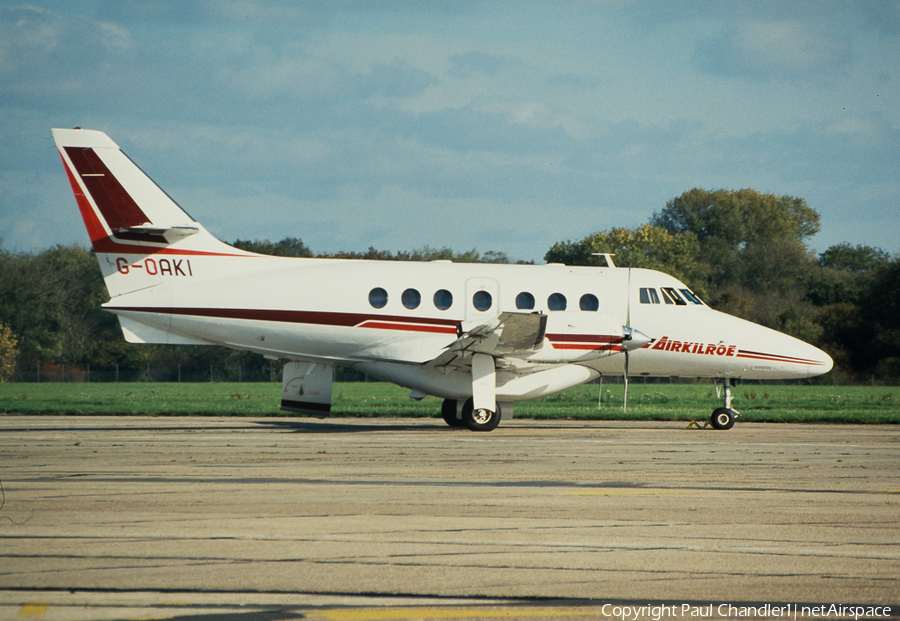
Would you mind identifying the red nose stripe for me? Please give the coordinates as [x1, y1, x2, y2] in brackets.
[736, 350, 824, 366]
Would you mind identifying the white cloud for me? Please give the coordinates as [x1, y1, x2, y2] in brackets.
[696, 19, 851, 78]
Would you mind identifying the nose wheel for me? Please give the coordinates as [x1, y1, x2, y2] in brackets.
[711, 407, 736, 430]
[710, 380, 739, 430]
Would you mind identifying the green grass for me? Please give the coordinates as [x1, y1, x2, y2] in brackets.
[0, 381, 898, 424]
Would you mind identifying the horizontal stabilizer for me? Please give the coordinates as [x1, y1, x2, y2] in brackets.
[114, 224, 199, 245]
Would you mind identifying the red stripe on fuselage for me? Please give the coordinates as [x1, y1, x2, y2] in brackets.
[357, 320, 457, 334]
[551, 343, 622, 351]
[547, 333, 621, 344]
[106, 306, 460, 334]
[547, 333, 622, 351]
[735, 350, 823, 366]
[107, 307, 626, 347]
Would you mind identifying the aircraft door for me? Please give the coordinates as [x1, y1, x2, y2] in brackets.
[465, 277, 500, 323]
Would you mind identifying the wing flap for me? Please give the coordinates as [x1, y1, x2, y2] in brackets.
[428, 312, 547, 369]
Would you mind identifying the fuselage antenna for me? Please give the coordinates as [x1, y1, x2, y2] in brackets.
[591, 253, 616, 268]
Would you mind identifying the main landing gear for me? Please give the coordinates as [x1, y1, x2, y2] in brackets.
[710, 380, 739, 430]
[440, 352, 502, 432]
[441, 398, 501, 432]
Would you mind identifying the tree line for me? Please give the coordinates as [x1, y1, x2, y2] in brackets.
[1, 188, 897, 383]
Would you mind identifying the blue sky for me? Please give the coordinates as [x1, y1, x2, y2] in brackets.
[1, 1, 898, 263]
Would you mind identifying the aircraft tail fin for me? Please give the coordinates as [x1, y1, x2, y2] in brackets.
[52, 128, 250, 297]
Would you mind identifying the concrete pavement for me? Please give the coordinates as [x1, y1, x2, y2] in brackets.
[0, 416, 897, 619]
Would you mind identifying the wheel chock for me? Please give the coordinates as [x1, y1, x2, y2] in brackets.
[686, 420, 712, 430]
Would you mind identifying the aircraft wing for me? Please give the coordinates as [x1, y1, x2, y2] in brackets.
[427, 312, 547, 369]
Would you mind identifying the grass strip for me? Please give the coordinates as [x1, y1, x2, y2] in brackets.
[1, 382, 897, 424]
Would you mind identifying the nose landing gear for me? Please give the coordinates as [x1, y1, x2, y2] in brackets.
[710, 380, 739, 430]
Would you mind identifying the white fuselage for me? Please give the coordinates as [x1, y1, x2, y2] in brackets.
[103, 251, 833, 402]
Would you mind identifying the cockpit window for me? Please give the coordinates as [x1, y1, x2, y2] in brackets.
[680, 288, 704, 305]
[661, 287, 687, 306]
[639, 288, 660, 304]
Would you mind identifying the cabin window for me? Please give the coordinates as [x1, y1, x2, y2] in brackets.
[548, 293, 567, 311]
[516, 292, 535, 310]
[579, 293, 599, 311]
[639, 288, 660, 304]
[369, 287, 388, 309]
[680, 288, 704, 305]
[433, 289, 453, 310]
[472, 290, 493, 312]
[661, 287, 687, 306]
[402, 288, 421, 309]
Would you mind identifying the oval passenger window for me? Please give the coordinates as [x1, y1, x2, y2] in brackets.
[516, 292, 535, 310]
[433, 289, 453, 310]
[548, 293, 567, 311]
[402, 288, 421, 310]
[472, 290, 493, 312]
[579, 294, 599, 311]
[369, 287, 388, 309]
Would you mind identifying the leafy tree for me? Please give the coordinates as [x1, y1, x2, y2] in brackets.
[805, 244, 890, 307]
[650, 188, 821, 292]
[807, 245, 895, 380]
[0, 323, 19, 381]
[397, 246, 480, 262]
[818, 243, 890, 272]
[545, 224, 709, 297]
[323, 246, 398, 261]
[651, 188, 820, 246]
[856, 257, 900, 380]
[804, 266, 861, 307]
[319, 245, 512, 264]
[232, 237, 314, 257]
[733, 237, 816, 294]
[0, 245, 105, 366]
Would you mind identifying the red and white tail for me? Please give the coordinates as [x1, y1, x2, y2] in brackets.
[52, 128, 249, 298]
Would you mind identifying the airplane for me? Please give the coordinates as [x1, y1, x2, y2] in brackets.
[52, 127, 834, 431]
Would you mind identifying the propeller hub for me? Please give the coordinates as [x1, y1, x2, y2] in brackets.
[622, 326, 651, 351]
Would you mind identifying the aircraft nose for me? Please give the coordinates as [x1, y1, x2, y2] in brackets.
[733, 317, 834, 380]
[787, 339, 833, 377]
[812, 345, 834, 376]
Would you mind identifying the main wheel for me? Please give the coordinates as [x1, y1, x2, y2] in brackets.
[710, 407, 736, 430]
[461, 398, 501, 432]
[441, 399, 464, 427]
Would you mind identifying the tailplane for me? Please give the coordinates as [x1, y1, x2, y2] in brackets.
[52, 128, 248, 297]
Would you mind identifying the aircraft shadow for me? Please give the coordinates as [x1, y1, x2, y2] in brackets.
[253, 418, 452, 434]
